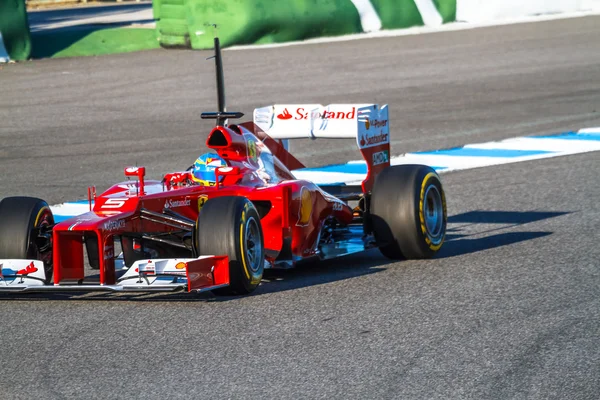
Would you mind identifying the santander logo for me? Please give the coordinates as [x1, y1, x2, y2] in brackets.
[277, 107, 356, 120]
[17, 262, 38, 275]
[360, 132, 389, 148]
[164, 198, 191, 209]
[277, 108, 293, 120]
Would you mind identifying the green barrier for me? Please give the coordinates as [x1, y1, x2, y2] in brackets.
[370, 0, 424, 29]
[156, 0, 191, 47]
[154, 0, 363, 49]
[0, 0, 31, 60]
[369, 0, 456, 28]
[433, 0, 457, 23]
[153, 0, 457, 50]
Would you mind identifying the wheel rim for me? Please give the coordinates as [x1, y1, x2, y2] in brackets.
[423, 185, 444, 244]
[244, 216, 262, 273]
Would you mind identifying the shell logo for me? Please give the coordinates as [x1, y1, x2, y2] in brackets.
[297, 186, 313, 226]
[175, 262, 186, 270]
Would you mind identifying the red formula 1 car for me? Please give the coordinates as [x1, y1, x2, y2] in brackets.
[0, 38, 447, 296]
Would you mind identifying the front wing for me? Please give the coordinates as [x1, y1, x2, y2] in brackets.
[0, 256, 229, 294]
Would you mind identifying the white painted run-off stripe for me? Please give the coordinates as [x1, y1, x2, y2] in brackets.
[579, 127, 600, 133]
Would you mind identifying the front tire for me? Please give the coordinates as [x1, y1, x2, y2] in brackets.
[0, 197, 55, 283]
[370, 165, 447, 259]
[195, 196, 264, 295]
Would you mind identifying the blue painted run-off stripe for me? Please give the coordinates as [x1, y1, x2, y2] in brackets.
[68, 200, 90, 204]
[417, 148, 553, 158]
[301, 163, 369, 174]
[531, 132, 600, 141]
[300, 163, 446, 174]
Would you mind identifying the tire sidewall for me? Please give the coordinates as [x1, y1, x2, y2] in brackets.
[234, 200, 264, 292]
[0, 197, 54, 283]
[371, 165, 447, 259]
[413, 170, 447, 255]
[196, 196, 264, 295]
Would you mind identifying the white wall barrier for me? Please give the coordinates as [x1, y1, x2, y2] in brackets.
[457, 0, 600, 23]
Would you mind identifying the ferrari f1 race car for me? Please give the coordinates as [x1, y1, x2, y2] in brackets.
[0, 38, 447, 296]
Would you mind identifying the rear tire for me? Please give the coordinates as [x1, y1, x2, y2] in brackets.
[195, 196, 264, 295]
[0, 197, 54, 283]
[370, 165, 447, 259]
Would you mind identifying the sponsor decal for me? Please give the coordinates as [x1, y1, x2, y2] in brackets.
[204, 157, 221, 167]
[364, 119, 388, 130]
[297, 186, 313, 226]
[277, 108, 293, 120]
[247, 139, 257, 160]
[104, 245, 114, 260]
[332, 202, 344, 211]
[141, 262, 155, 275]
[198, 194, 209, 212]
[17, 262, 38, 275]
[101, 198, 127, 209]
[170, 261, 188, 276]
[164, 197, 191, 209]
[359, 132, 389, 148]
[277, 107, 356, 121]
[372, 150, 389, 166]
[371, 119, 388, 128]
[103, 219, 125, 231]
[68, 216, 94, 231]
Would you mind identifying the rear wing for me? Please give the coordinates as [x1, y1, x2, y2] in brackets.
[253, 104, 390, 192]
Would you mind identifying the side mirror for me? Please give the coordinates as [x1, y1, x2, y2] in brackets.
[214, 166, 240, 189]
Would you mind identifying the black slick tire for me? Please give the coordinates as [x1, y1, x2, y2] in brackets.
[370, 165, 447, 259]
[195, 196, 264, 295]
[0, 197, 55, 283]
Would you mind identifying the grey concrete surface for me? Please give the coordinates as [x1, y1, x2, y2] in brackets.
[0, 16, 599, 400]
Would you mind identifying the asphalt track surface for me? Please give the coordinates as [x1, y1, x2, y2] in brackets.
[1, 16, 599, 399]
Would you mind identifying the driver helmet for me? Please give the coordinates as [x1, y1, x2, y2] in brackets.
[191, 153, 226, 186]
